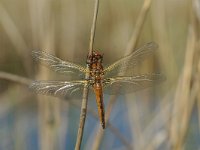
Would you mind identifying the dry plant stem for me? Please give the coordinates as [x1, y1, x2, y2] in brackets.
[174, 3, 200, 149]
[142, 93, 173, 150]
[145, 80, 196, 150]
[0, 4, 31, 75]
[197, 43, 200, 137]
[0, 71, 31, 85]
[198, 59, 200, 135]
[151, 0, 178, 81]
[28, 0, 59, 149]
[75, 86, 89, 150]
[126, 0, 153, 54]
[89, 0, 99, 55]
[176, 77, 199, 149]
[170, 6, 197, 149]
[92, 0, 153, 149]
[75, 0, 99, 150]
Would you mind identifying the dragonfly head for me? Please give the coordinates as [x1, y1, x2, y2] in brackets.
[87, 51, 103, 64]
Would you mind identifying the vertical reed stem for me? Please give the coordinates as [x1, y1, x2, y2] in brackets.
[75, 0, 99, 149]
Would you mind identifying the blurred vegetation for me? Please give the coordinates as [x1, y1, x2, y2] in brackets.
[0, 0, 200, 150]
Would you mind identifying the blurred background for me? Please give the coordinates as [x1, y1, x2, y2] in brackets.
[0, 0, 200, 150]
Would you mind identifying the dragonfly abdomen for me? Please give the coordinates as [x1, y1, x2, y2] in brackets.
[93, 83, 105, 129]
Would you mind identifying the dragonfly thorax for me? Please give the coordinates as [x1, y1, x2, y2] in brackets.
[87, 51, 104, 84]
[89, 63, 104, 81]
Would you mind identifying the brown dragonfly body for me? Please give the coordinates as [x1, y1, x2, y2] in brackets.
[30, 42, 165, 129]
[87, 52, 105, 128]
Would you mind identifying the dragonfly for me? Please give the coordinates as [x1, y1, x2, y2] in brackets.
[30, 42, 165, 129]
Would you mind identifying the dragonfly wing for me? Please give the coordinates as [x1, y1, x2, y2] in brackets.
[32, 51, 86, 76]
[103, 73, 165, 95]
[30, 80, 88, 99]
[103, 42, 158, 77]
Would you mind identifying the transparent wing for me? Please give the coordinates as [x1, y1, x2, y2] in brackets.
[103, 73, 165, 95]
[103, 42, 158, 77]
[32, 51, 86, 76]
[30, 80, 88, 98]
